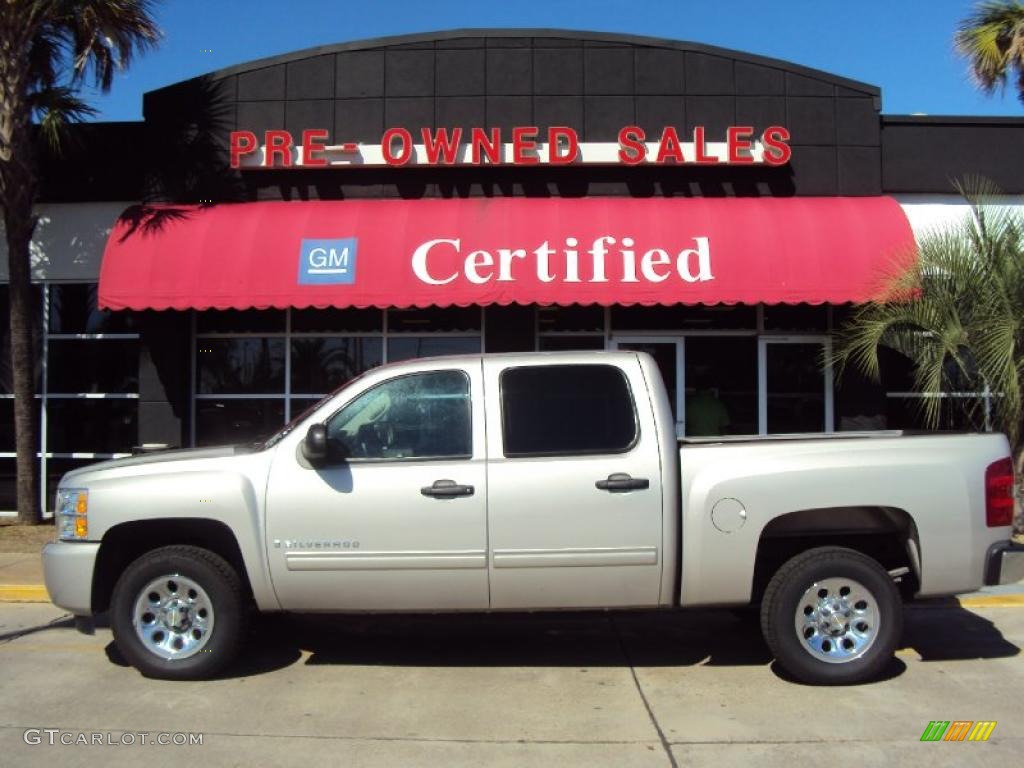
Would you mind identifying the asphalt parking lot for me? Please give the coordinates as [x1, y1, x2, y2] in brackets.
[1, 600, 1022, 767]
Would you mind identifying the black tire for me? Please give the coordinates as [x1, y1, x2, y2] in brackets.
[110, 545, 246, 680]
[760, 546, 902, 685]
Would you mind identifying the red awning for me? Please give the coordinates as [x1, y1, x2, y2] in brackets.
[98, 197, 915, 311]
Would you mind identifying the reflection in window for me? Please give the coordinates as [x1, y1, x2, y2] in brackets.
[766, 343, 826, 433]
[195, 399, 285, 447]
[197, 338, 285, 394]
[685, 337, 758, 436]
[47, 339, 139, 393]
[327, 371, 471, 460]
[47, 400, 138, 453]
[49, 283, 135, 334]
[291, 338, 383, 394]
[388, 336, 480, 363]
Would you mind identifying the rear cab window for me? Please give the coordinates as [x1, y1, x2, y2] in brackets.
[499, 364, 638, 457]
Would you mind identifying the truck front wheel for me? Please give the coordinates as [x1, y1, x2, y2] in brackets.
[110, 545, 245, 680]
[760, 547, 902, 685]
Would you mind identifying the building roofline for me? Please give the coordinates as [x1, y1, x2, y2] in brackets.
[882, 114, 1024, 125]
[144, 27, 880, 99]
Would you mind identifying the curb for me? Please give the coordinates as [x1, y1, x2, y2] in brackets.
[956, 594, 1024, 608]
[0, 585, 50, 603]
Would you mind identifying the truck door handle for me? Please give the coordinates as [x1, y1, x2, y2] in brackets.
[421, 479, 475, 498]
[595, 473, 650, 492]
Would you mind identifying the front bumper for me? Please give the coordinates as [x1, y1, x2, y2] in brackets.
[984, 540, 1024, 586]
[42, 541, 100, 615]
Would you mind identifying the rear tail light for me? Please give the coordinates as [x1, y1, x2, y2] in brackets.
[985, 457, 1015, 527]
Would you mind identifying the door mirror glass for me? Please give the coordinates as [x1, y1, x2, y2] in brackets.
[302, 423, 328, 463]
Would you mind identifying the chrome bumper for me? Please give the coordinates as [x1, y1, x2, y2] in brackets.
[42, 541, 100, 616]
[984, 541, 1024, 586]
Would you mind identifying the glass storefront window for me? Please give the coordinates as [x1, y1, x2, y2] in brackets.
[537, 305, 604, 332]
[47, 339, 139, 393]
[292, 307, 383, 333]
[612, 304, 757, 331]
[291, 338, 383, 394]
[538, 336, 605, 351]
[387, 336, 481, 363]
[47, 399, 139, 453]
[685, 337, 758, 436]
[195, 399, 285, 446]
[0, 459, 16, 512]
[196, 309, 285, 334]
[0, 285, 44, 394]
[49, 283, 135, 334]
[765, 342, 827, 433]
[197, 338, 286, 394]
[387, 306, 481, 333]
[763, 304, 829, 332]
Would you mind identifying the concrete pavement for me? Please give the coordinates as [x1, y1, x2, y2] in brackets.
[1, 601, 1022, 767]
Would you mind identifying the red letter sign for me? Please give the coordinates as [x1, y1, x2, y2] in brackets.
[762, 126, 792, 166]
[421, 127, 463, 164]
[264, 130, 293, 167]
[301, 129, 329, 167]
[727, 126, 754, 164]
[548, 126, 579, 165]
[470, 127, 501, 165]
[512, 126, 540, 165]
[229, 131, 258, 168]
[692, 126, 717, 165]
[617, 126, 646, 165]
[382, 127, 413, 165]
[656, 127, 685, 164]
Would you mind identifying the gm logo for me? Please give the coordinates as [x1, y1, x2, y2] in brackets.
[298, 238, 357, 285]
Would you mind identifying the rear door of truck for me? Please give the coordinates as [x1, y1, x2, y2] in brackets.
[483, 354, 665, 609]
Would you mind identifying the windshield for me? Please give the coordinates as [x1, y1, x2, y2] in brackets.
[255, 371, 374, 450]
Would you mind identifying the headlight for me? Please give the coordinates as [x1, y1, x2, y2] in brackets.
[56, 488, 89, 540]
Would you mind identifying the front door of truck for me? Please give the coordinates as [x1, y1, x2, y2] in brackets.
[264, 361, 489, 611]
[482, 356, 665, 610]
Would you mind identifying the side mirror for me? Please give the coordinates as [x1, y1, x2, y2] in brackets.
[301, 424, 328, 463]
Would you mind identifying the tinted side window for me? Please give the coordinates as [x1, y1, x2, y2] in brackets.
[501, 365, 637, 457]
[327, 370, 471, 461]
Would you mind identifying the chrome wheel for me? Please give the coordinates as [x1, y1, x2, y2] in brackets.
[793, 577, 878, 664]
[132, 574, 215, 660]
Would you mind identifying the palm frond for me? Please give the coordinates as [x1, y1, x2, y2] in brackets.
[834, 179, 1024, 452]
[956, 1, 1024, 97]
[28, 86, 97, 152]
[54, 0, 161, 92]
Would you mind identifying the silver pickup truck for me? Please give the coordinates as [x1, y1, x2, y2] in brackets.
[42, 351, 1024, 684]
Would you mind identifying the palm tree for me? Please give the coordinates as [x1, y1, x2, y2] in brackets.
[834, 182, 1024, 529]
[1, 1, 159, 523]
[956, 1, 1024, 103]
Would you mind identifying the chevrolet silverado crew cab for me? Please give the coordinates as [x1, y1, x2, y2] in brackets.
[42, 351, 1024, 684]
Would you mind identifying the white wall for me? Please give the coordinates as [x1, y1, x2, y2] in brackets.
[0, 202, 132, 282]
[896, 193, 1024, 239]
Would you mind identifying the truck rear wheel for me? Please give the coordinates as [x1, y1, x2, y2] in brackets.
[760, 546, 902, 685]
[110, 545, 245, 680]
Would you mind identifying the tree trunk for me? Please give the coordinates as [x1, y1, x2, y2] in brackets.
[5, 215, 38, 523]
[0, 4, 41, 523]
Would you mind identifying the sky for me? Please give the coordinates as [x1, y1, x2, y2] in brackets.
[81, 0, 1023, 122]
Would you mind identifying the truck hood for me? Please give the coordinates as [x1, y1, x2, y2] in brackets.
[58, 445, 257, 485]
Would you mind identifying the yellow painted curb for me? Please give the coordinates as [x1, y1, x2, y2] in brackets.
[958, 594, 1024, 608]
[0, 585, 50, 603]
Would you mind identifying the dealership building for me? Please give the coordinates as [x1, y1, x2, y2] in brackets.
[2, 29, 1024, 515]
